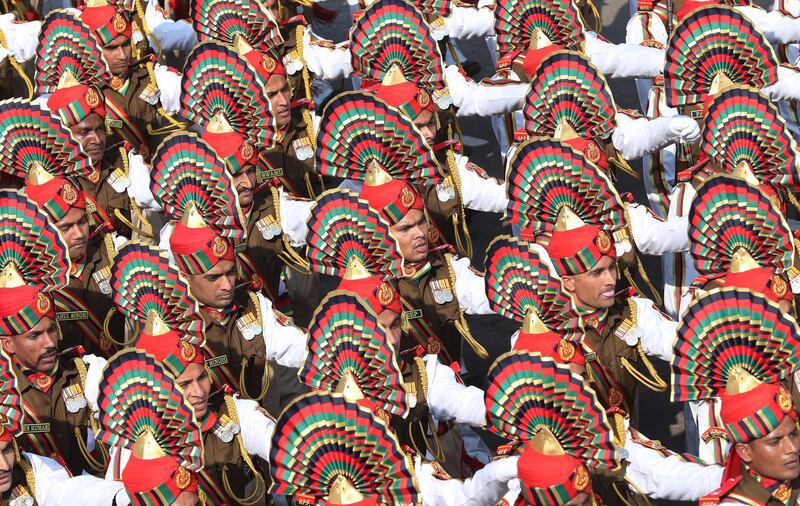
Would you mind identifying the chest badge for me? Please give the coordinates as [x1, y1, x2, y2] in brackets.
[62, 383, 88, 413]
[236, 312, 263, 341]
[430, 279, 454, 305]
[257, 215, 282, 241]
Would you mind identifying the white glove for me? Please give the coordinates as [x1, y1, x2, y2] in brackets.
[583, 31, 664, 78]
[81, 354, 107, 414]
[445, 64, 527, 117]
[126, 151, 161, 211]
[613, 114, 698, 160]
[738, 6, 800, 44]
[443, 6, 495, 40]
[626, 202, 689, 255]
[630, 296, 677, 362]
[153, 64, 181, 115]
[233, 396, 275, 461]
[762, 65, 800, 101]
[279, 188, 312, 248]
[667, 115, 701, 143]
[0, 14, 41, 63]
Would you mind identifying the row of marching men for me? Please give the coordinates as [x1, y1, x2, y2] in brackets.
[1, 0, 800, 504]
[2, 155, 800, 506]
[2, 77, 800, 504]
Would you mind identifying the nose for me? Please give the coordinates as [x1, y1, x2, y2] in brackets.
[420, 125, 436, 143]
[0, 454, 11, 471]
[784, 434, 800, 455]
[72, 224, 87, 241]
[219, 274, 235, 292]
[276, 90, 290, 109]
[87, 130, 102, 145]
[43, 328, 59, 349]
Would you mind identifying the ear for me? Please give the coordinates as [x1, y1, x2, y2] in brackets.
[0, 336, 15, 356]
[735, 442, 753, 463]
[562, 275, 576, 292]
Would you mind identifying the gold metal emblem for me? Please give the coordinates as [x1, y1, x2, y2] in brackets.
[212, 236, 229, 258]
[596, 230, 612, 254]
[572, 465, 589, 491]
[61, 182, 78, 205]
[35, 293, 51, 315]
[85, 87, 101, 108]
[112, 13, 128, 33]
[400, 186, 416, 208]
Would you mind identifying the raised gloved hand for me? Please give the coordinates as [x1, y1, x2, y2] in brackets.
[667, 115, 701, 143]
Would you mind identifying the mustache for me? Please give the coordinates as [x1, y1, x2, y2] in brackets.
[38, 348, 57, 362]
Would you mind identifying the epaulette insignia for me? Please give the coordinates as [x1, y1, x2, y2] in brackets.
[465, 161, 489, 178]
[430, 460, 451, 481]
[699, 477, 742, 506]
[274, 310, 293, 326]
[701, 427, 729, 443]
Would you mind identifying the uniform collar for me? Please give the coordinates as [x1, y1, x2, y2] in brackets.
[401, 260, 433, 282]
[201, 304, 238, 326]
[578, 306, 609, 332]
[745, 464, 793, 505]
[16, 360, 60, 394]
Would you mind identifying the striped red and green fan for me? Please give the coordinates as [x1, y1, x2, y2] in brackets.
[350, 0, 448, 95]
[150, 132, 246, 241]
[485, 351, 619, 471]
[110, 241, 204, 345]
[96, 349, 203, 470]
[191, 0, 284, 53]
[270, 392, 420, 505]
[505, 137, 625, 231]
[316, 91, 443, 184]
[664, 5, 778, 107]
[671, 288, 800, 402]
[35, 10, 110, 93]
[299, 291, 409, 417]
[701, 86, 799, 191]
[410, 0, 451, 18]
[688, 175, 793, 277]
[305, 189, 404, 278]
[0, 327, 23, 437]
[0, 189, 70, 291]
[494, 0, 583, 57]
[0, 98, 94, 181]
[484, 235, 583, 342]
[181, 41, 278, 149]
[522, 51, 617, 140]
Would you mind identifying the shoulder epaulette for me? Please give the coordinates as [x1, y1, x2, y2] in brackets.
[700, 476, 743, 506]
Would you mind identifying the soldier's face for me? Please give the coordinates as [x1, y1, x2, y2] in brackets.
[233, 165, 256, 208]
[377, 309, 402, 351]
[737, 416, 800, 482]
[265, 75, 292, 130]
[102, 35, 132, 78]
[564, 492, 590, 506]
[413, 109, 438, 147]
[1, 317, 59, 372]
[55, 207, 90, 262]
[172, 491, 199, 506]
[561, 256, 617, 311]
[391, 209, 429, 263]
[70, 113, 107, 165]
[176, 363, 212, 420]
[186, 259, 237, 308]
[262, 0, 280, 20]
[0, 440, 16, 493]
